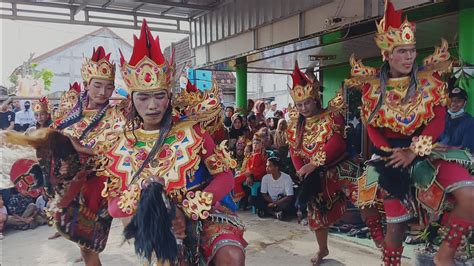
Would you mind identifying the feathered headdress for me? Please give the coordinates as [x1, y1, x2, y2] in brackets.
[375, 0, 416, 60]
[120, 19, 175, 94]
[81, 46, 116, 83]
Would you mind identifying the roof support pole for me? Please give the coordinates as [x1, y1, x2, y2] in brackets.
[459, 0, 474, 114]
[235, 57, 248, 113]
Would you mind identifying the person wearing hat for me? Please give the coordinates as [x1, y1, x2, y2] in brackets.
[265, 101, 278, 119]
[345, 1, 474, 265]
[440, 87, 474, 153]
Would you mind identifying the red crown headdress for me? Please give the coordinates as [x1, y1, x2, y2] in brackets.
[33, 96, 51, 113]
[289, 61, 319, 102]
[120, 19, 175, 94]
[81, 46, 115, 83]
[375, 0, 416, 60]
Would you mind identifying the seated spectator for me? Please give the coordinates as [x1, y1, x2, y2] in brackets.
[440, 87, 474, 153]
[253, 157, 294, 220]
[0, 98, 15, 130]
[233, 133, 268, 206]
[224, 106, 234, 129]
[5, 190, 46, 230]
[228, 114, 249, 150]
[0, 195, 7, 239]
[233, 136, 251, 172]
[247, 114, 258, 138]
[14, 101, 36, 132]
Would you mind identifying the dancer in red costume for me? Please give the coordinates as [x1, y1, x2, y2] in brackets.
[346, 1, 473, 265]
[99, 20, 246, 265]
[287, 62, 356, 265]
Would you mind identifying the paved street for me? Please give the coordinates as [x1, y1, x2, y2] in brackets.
[0, 211, 412, 266]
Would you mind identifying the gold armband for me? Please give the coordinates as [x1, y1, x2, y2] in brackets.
[204, 140, 237, 175]
[182, 190, 213, 220]
[310, 151, 327, 167]
[410, 135, 433, 156]
[117, 184, 141, 215]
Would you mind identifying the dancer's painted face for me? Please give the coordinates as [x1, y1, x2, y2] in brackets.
[85, 78, 115, 107]
[132, 91, 170, 130]
[387, 45, 417, 78]
[295, 97, 318, 118]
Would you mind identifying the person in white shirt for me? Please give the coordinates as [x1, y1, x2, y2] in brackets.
[265, 101, 278, 119]
[14, 101, 36, 132]
[254, 157, 294, 220]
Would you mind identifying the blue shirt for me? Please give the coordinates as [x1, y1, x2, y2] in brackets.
[440, 112, 474, 154]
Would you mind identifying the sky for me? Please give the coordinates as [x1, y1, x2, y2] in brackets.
[0, 19, 188, 87]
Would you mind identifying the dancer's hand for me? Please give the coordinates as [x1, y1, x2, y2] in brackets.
[386, 148, 416, 168]
[59, 160, 70, 175]
[172, 208, 186, 240]
[297, 163, 317, 180]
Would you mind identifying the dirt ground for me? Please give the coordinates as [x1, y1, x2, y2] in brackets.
[0, 211, 412, 266]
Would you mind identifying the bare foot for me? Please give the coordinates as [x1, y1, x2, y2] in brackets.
[73, 257, 84, 263]
[433, 254, 455, 266]
[48, 232, 61, 240]
[310, 248, 329, 265]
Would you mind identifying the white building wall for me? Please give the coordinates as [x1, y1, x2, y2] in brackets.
[35, 31, 132, 94]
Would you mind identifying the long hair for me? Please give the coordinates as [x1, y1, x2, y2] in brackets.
[123, 182, 178, 264]
[368, 60, 419, 123]
[123, 93, 177, 263]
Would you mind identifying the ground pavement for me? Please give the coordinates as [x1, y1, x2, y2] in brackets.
[0, 210, 412, 266]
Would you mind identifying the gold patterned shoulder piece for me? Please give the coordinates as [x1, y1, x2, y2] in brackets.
[174, 80, 223, 135]
[422, 39, 452, 74]
[345, 54, 378, 89]
[327, 89, 346, 114]
[204, 140, 237, 175]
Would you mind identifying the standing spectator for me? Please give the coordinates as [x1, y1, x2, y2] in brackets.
[247, 99, 255, 116]
[247, 114, 258, 138]
[224, 106, 235, 129]
[274, 110, 284, 120]
[0, 98, 15, 130]
[254, 100, 266, 127]
[440, 87, 474, 153]
[273, 119, 289, 155]
[254, 157, 294, 220]
[14, 101, 36, 132]
[265, 101, 278, 119]
[0, 195, 7, 239]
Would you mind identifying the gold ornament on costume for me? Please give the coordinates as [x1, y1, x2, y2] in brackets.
[120, 19, 175, 94]
[118, 184, 141, 215]
[182, 190, 213, 220]
[375, 0, 416, 61]
[410, 135, 433, 156]
[174, 79, 224, 135]
[81, 46, 115, 83]
[204, 140, 238, 175]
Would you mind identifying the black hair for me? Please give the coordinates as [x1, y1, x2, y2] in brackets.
[247, 114, 256, 121]
[225, 106, 235, 112]
[123, 182, 178, 263]
[267, 156, 281, 169]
